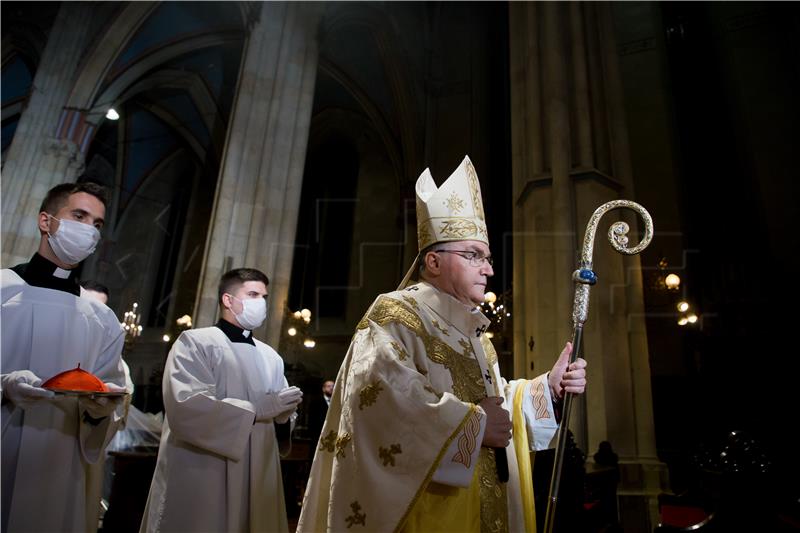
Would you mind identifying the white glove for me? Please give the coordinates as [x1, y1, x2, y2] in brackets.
[79, 383, 127, 420]
[1, 370, 55, 408]
[275, 401, 300, 424]
[255, 386, 303, 422]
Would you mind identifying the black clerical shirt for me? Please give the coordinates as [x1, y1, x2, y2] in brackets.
[215, 318, 255, 346]
[10, 253, 81, 296]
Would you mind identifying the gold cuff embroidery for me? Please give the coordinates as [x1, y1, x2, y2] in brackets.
[451, 409, 481, 468]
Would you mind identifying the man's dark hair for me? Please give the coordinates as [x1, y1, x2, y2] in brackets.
[218, 268, 270, 306]
[39, 180, 109, 214]
[81, 280, 109, 296]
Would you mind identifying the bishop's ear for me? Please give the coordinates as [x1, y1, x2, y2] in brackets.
[423, 250, 442, 275]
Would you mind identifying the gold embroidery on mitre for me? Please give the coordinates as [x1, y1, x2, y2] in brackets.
[335, 433, 352, 459]
[439, 219, 478, 239]
[418, 220, 433, 249]
[358, 382, 383, 410]
[319, 430, 337, 452]
[345, 501, 366, 528]
[357, 296, 484, 402]
[479, 448, 509, 533]
[451, 409, 481, 468]
[378, 443, 402, 466]
[415, 156, 489, 250]
[466, 159, 485, 222]
[444, 191, 465, 214]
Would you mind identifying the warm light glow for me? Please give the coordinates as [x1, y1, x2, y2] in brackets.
[303, 339, 316, 348]
[293, 311, 302, 319]
[484, 291, 497, 304]
[162, 334, 171, 342]
[485, 332, 494, 339]
[300, 308, 311, 319]
[678, 317, 689, 326]
[121, 303, 142, 339]
[106, 108, 120, 120]
[677, 301, 689, 313]
[287, 327, 297, 336]
[687, 314, 698, 324]
[665, 273, 681, 290]
[303, 317, 310, 324]
[176, 314, 193, 328]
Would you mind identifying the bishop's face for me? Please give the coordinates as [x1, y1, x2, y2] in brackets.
[434, 240, 494, 307]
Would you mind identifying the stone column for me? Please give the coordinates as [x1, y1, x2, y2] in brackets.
[192, 2, 322, 347]
[509, 2, 665, 529]
[1, 3, 95, 266]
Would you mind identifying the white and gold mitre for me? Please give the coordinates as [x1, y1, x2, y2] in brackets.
[415, 155, 489, 251]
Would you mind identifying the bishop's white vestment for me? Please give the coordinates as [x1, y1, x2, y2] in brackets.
[1, 267, 127, 533]
[297, 281, 560, 533]
[140, 322, 291, 532]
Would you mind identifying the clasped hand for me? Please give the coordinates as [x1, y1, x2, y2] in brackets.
[479, 396, 512, 448]
[254, 386, 303, 423]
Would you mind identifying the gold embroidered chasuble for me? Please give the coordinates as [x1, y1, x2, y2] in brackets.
[296, 282, 559, 533]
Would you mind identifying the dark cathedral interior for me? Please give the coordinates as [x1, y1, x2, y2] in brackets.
[2, 2, 799, 532]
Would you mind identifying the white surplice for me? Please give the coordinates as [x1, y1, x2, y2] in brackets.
[1, 269, 127, 533]
[140, 326, 290, 533]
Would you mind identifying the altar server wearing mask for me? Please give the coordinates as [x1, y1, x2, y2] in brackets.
[140, 267, 302, 533]
[1, 181, 128, 533]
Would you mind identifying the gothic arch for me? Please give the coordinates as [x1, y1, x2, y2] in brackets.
[319, 4, 423, 185]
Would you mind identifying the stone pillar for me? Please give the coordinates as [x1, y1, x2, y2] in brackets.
[1, 3, 96, 267]
[509, 2, 666, 529]
[192, 2, 322, 347]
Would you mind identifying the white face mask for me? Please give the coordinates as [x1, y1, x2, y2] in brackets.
[47, 216, 101, 265]
[229, 295, 267, 330]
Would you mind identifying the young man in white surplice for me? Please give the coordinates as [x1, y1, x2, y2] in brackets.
[1, 181, 128, 533]
[140, 268, 302, 533]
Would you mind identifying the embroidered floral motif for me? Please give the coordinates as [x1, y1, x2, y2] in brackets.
[319, 430, 337, 452]
[359, 382, 383, 410]
[418, 220, 433, 248]
[532, 380, 551, 420]
[379, 443, 402, 466]
[390, 341, 409, 361]
[357, 297, 484, 402]
[443, 191, 466, 214]
[480, 335, 499, 368]
[345, 501, 366, 528]
[452, 410, 481, 468]
[335, 433, 352, 459]
[401, 295, 419, 311]
[466, 160, 485, 222]
[439, 219, 479, 239]
[459, 338, 475, 357]
[431, 319, 450, 336]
